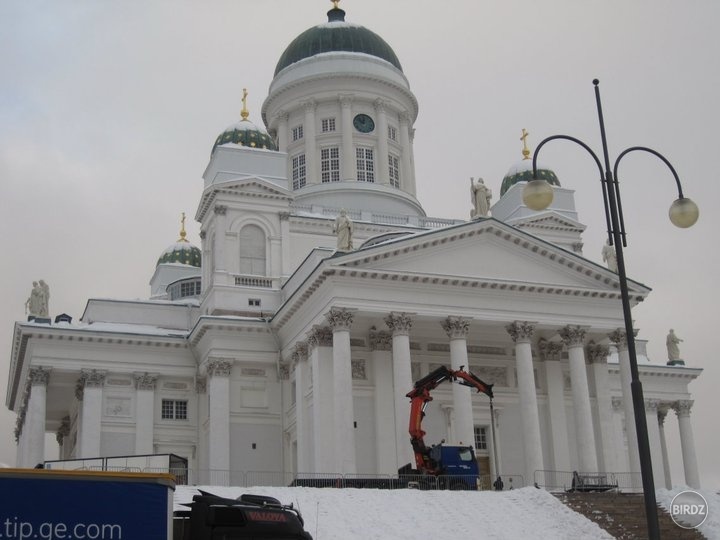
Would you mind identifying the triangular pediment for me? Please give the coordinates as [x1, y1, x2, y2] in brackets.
[333, 220, 647, 294]
[508, 211, 586, 233]
[196, 176, 293, 220]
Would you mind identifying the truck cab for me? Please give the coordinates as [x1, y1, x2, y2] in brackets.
[429, 444, 480, 490]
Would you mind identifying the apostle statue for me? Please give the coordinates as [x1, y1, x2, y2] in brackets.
[333, 209, 354, 251]
[601, 240, 618, 272]
[666, 329, 683, 363]
[470, 177, 491, 219]
[25, 280, 49, 318]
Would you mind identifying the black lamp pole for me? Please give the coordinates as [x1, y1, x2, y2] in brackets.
[529, 79, 697, 539]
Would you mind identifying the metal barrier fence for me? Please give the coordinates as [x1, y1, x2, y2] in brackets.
[103, 467, 525, 490]
[534, 470, 642, 493]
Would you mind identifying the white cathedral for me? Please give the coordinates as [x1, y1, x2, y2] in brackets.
[6, 2, 702, 489]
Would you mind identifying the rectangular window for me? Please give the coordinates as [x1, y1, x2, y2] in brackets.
[388, 154, 400, 188]
[474, 426, 487, 450]
[356, 147, 375, 182]
[162, 399, 188, 420]
[291, 125, 304, 141]
[248, 298, 261, 307]
[292, 153, 306, 190]
[321, 118, 336, 133]
[388, 125, 397, 141]
[321, 146, 340, 183]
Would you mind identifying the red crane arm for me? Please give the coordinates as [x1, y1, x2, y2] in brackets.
[405, 366, 493, 474]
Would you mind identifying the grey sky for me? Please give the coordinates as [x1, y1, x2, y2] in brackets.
[1, 1, 718, 487]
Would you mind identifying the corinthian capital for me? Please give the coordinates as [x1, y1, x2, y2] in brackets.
[326, 308, 354, 332]
[28, 367, 51, 387]
[302, 99, 317, 113]
[207, 358, 233, 377]
[81, 369, 107, 388]
[538, 338, 563, 362]
[559, 325, 587, 348]
[607, 328, 637, 352]
[505, 321, 535, 344]
[134, 372, 158, 391]
[586, 340, 610, 364]
[213, 205, 227, 216]
[368, 326, 392, 351]
[672, 399, 694, 418]
[441, 316, 470, 340]
[384, 312, 413, 336]
[307, 326, 333, 350]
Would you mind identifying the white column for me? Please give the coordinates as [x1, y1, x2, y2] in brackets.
[586, 341, 615, 473]
[538, 339, 570, 476]
[673, 400, 701, 489]
[293, 342, 310, 473]
[326, 308, 356, 474]
[657, 407, 672, 489]
[384, 312, 415, 470]
[134, 373, 157, 455]
[275, 111, 289, 152]
[308, 326, 335, 473]
[207, 359, 232, 475]
[25, 367, 51, 468]
[609, 329, 640, 476]
[644, 399, 666, 489]
[196, 377, 209, 485]
[441, 316, 474, 446]
[559, 326, 597, 472]
[303, 99, 318, 184]
[610, 397, 629, 471]
[79, 370, 105, 458]
[15, 415, 27, 467]
[340, 95, 354, 181]
[506, 321, 543, 485]
[398, 111, 415, 195]
[370, 327, 397, 475]
[213, 205, 227, 274]
[374, 99, 390, 185]
[490, 408, 503, 478]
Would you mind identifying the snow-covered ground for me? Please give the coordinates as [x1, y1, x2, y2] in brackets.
[175, 485, 614, 539]
[657, 487, 720, 539]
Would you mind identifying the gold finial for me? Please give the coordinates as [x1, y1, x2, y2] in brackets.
[241, 88, 249, 121]
[520, 128, 531, 160]
[179, 212, 188, 242]
[331, 0, 340, 8]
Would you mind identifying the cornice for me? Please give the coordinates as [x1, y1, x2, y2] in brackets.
[606, 364, 702, 379]
[189, 316, 271, 347]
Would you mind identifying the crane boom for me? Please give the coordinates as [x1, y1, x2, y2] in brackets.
[406, 365, 493, 475]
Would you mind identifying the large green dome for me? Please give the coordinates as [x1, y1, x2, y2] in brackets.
[501, 159, 561, 197]
[274, 6, 402, 76]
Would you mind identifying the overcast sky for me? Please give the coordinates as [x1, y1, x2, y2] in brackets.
[1, 0, 718, 487]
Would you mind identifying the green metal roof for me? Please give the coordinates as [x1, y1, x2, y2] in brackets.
[274, 7, 402, 76]
[501, 162, 561, 197]
[212, 120, 278, 154]
[157, 242, 202, 268]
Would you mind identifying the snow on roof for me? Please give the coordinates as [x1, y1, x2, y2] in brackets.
[505, 159, 555, 177]
[174, 486, 614, 539]
[315, 21, 364, 29]
[32, 321, 188, 338]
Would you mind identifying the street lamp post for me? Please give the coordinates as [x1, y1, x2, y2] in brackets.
[523, 79, 699, 540]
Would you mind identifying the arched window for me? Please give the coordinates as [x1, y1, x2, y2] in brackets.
[239, 225, 266, 275]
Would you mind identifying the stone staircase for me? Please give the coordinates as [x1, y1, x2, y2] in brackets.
[555, 492, 706, 539]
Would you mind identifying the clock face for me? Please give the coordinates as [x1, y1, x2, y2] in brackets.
[353, 114, 375, 133]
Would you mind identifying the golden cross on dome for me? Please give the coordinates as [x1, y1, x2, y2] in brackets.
[331, 0, 340, 8]
[179, 212, 187, 242]
[520, 128, 531, 160]
[241, 88, 249, 120]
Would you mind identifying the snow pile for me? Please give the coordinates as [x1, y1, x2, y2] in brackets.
[657, 487, 720, 539]
[175, 486, 612, 540]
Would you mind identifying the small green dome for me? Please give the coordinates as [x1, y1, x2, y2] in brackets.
[157, 241, 201, 268]
[274, 7, 402, 76]
[501, 159, 561, 197]
[212, 119, 278, 154]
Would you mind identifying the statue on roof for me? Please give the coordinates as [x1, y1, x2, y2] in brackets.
[25, 280, 49, 318]
[333, 209, 354, 251]
[666, 329, 683, 363]
[471, 177, 491, 219]
[601, 240, 618, 272]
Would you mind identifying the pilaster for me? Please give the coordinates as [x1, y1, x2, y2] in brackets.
[369, 326, 396, 474]
[340, 95, 354, 181]
[292, 342, 310, 472]
[303, 99, 318, 184]
[307, 325, 335, 472]
[134, 372, 157, 455]
[586, 341, 615, 472]
[608, 328, 640, 475]
[78, 369, 106, 459]
[538, 338, 570, 475]
[207, 358, 232, 473]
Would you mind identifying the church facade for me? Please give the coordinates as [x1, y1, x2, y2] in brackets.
[6, 4, 701, 489]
